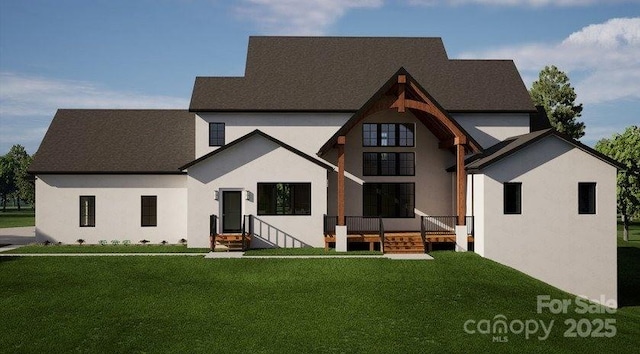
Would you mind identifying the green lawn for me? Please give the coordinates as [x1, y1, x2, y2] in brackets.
[618, 220, 640, 247]
[7, 245, 209, 254]
[0, 208, 34, 228]
[244, 247, 382, 256]
[1, 252, 639, 353]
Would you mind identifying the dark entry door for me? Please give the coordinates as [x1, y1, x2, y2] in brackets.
[222, 191, 242, 233]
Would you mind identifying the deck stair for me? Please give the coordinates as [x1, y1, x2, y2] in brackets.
[214, 234, 251, 252]
[383, 234, 425, 254]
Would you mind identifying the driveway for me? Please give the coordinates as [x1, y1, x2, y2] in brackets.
[0, 227, 36, 246]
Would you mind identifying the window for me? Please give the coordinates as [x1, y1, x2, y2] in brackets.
[362, 123, 414, 147]
[503, 183, 522, 214]
[363, 152, 414, 176]
[257, 183, 311, 215]
[79, 196, 95, 227]
[209, 122, 225, 146]
[578, 183, 596, 214]
[141, 196, 157, 227]
[363, 183, 415, 218]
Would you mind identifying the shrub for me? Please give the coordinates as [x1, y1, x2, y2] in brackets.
[76, 239, 85, 245]
[140, 239, 150, 245]
[161, 240, 168, 245]
[179, 238, 187, 245]
[122, 240, 131, 246]
[43, 240, 51, 246]
[99, 240, 108, 246]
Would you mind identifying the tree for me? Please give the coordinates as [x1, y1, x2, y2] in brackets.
[0, 154, 17, 211]
[530, 65, 585, 140]
[595, 126, 640, 241]
[0, 145, 34, 211]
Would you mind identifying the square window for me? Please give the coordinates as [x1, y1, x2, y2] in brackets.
[504, 183, 521, 214]
[578, 183, 596, 214]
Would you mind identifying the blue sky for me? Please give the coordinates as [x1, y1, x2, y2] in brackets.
[1, 0, 638, 154]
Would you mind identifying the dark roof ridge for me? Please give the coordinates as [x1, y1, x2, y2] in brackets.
[180, 129, 333, 171]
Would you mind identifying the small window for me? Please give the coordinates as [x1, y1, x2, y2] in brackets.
[141, 196, 157, 227]
[363, 152, 414, 176]
[363, 123, 378, 146]
[209, 123, 225, 146]
[578, 183, 596, 214]
[504, 183, 521, 214]
[363, 183, 415, 218]
[79, 196, 95, 227]
[257, 183, 311, 215]
[362, 123, 414, 147]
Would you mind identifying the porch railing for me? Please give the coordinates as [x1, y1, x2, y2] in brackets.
[209, 214, 218, 251]
[421, 216, 457, 233]
[323, 215, 337, 235]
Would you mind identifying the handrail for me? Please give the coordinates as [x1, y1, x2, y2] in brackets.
[379, 217, 385, 253]
[323, 215, 337, 235]
[420, 216, 428, 253]
[209, 214, 218, 251]
[249, 215, 310, 248]
[421, 216, 457, 233]
[345, 216, 381, 234]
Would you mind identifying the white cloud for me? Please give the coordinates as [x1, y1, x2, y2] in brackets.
[458, 17, 640, 104]
[407, 0, 640, 7]
[0, 72, 189, 117]
[235, 0, 383, 35]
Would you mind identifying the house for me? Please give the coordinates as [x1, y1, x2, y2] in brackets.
[29, 37, 619, 306]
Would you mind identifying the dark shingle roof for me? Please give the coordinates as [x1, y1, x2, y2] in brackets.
[29, 110, 194, 174]
[181, 129, 332, 171]
[190, 36, 535, 112]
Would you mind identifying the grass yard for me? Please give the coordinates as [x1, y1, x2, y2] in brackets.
[7, 245, 210, 254]
[0, 209, 35, 228]
[618, 219, 640, 247]
[1, 252, 639, 353]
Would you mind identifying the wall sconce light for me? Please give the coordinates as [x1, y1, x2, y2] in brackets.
[214, 190, 219, 200]
[246, 191, 254, 202]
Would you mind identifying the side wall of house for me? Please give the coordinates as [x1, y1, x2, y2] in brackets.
[186, 135, 328, 248]
[475, 136, 617, 305]
[195, 112, 350, 158]
[35, 174, 188, 245]
[453, 113, 530, 148]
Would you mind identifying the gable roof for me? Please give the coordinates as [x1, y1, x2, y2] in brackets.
[456, 129, 624, 172]
[318, 67, 482, 155]
[180, 129, 333, 171]
[29, 110, 195, 174]
[190, 36, 535, 113]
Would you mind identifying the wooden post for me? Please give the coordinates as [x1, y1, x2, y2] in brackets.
[456, 142, 467, 226]
[397, 75, 406, 113]
[337, 136, 346, 226]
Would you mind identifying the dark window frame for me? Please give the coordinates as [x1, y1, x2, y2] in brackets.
[503, 182, 522, 215]
[578, 182, 596, 214]
[362, 152, 415, 176]
[141, 196, 158, 227]
[79, 196, 95, 227]
[209, 122, 225, 146]
[362, 123, 415, 147]
[257, 183, 312, 216]
[363, 183, 415, 218]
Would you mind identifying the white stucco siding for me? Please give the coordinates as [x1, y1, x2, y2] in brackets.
[453, 113, 530, 148]
[195, 112, 350, 158]
[186, 134, 328, 248]
[477, 135, 617, 305]
[323, 109, 456, 231]
[35, 174, 188, 245]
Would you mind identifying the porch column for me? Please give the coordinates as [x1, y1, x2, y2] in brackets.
[337, 136, 346, 226]
[456, 141, 467, 226]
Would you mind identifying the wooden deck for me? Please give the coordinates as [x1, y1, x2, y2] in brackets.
[324, 232, 474, 253]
